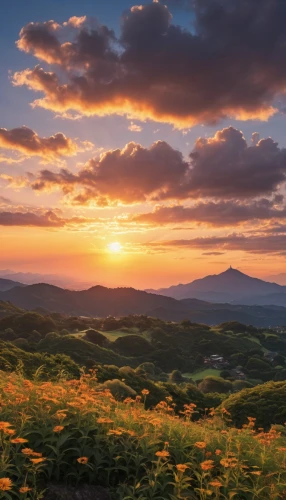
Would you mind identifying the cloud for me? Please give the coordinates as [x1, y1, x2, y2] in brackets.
[202, 252, 225, 256]
[31, 140, 189, 205]
[176, 127, 286, 199]
[12, 1, 286, 127]
[27, 128, 286, 204]
[128, 122, 143, 132]
[148, 233, 286, 256]
[0, 174, 32, 189]
[0, 209, 98, 228]
[130, 198, 286, 227]
[0, 126, 78, 163]
[0, 196, 11, 205]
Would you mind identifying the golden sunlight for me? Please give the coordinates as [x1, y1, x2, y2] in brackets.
[107, 242, 122, 253]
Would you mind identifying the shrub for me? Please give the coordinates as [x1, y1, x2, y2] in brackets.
[245, 357, 270, 371]
[113, 335, 153, 357]
[198, 376, 232, 394]
[169, 369, 184, 384]
[85, 329, 108, 346]
[223, 381, 286, 429]
[100, 379, 137, 399]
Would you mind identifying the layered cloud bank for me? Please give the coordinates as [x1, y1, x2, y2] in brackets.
[12, 0, 286, 126]
[2, 0, 286, 271]
[26, 127, 286, 205]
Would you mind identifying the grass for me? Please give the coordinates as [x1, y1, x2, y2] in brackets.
[0, 371, 286, 499]
[188, 368, 221, 381]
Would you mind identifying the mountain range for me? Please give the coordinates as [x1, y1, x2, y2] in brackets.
[147, 267, 286, 306]
[1, 268, 286, 327]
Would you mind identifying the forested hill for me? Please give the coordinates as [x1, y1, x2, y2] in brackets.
[1, 283, 286, 326]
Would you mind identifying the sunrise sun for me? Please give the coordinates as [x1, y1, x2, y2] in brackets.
[107, 242, 122, 253]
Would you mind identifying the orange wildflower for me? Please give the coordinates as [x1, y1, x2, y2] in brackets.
[0, 422, 12, 431]
[201, 460, 214, 471]
[97, 418, 114, 424]
[5, 429, 16, 435]
[30, 458, 46, 464]
[107, 429, 122, 436]
[220, 458, 238, 468]
[209, 480, 223, 488]
[176, 464, 188, 473]
[194, 441, 207, 449]
[19, 486, 32, 493]
[0, 478, 13, 491]
[250, 471, 262, 476]
[77, 457, 88, 464]
[11, 438, 28, 444]
[155, 450, 170, 458]
[215, 449, 222, 455]
[53, 426, 64, 433]
[206, 451, 212, 458]
[21, 448, 35, 456]
[142, 389, 150, 396]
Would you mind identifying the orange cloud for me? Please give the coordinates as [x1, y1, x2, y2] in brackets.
[28, 128, 286, 204]
[0, 126, 78, 163]
[12, 2, 286, 127]
[0, 209, 99, 228]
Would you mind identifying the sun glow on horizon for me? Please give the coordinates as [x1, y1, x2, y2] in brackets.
[107, 242, 122, 253]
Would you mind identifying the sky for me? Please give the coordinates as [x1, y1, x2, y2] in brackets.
[1, 0, 286, 289]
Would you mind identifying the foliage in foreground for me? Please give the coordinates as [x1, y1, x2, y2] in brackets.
[0, 372, 285, 499]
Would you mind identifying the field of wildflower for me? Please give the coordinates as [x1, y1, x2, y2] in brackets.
[0, 370, 285, 499]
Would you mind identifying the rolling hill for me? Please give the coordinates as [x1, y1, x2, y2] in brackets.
[1, 282, 286, 327]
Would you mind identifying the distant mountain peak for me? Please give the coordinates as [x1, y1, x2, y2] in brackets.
[148, 267, 285, 302]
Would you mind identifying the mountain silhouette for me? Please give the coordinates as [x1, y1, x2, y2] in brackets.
[0, 278, 25, 292]
[1, 278, 286, 326]
[147, 267, 286, 303]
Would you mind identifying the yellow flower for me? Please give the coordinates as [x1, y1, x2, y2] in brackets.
[209, 480, 222, 488]
[0, 478, 13, 491]
[77, 456, 88, 464]
[200, 460, 214, 471]
[155, 450, 170, 458]
[19, 486, 32, 493]
[53, 426, 64, 433]
[11, 438, 28, 444]
[194, 441, 207, 449]
[176, 464, 188, 473]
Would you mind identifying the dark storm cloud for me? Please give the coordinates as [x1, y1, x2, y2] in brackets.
[12, 1, 286, 126]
